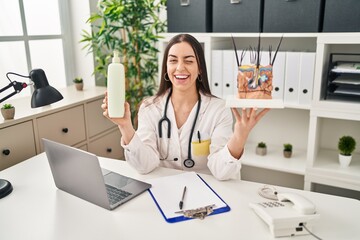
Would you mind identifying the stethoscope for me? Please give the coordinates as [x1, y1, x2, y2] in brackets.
[158, 89, 202, 168]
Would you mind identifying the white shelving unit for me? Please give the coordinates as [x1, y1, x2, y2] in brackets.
[242, 142, 306, 176]
[159, 33, 360, 194]
[307, 34, 360, 193]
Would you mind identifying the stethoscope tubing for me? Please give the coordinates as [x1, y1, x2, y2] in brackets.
[185, 93, 201, 168]
[158, 89, 202, 168]
[158, 89, 172, 139]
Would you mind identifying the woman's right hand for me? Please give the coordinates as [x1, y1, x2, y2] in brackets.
[101, 92, 131, 126]
[101, 92, 135, 144]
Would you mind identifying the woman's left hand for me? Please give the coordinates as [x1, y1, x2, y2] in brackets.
[231, 108, 270, 139]
[228, 108, 270, 159]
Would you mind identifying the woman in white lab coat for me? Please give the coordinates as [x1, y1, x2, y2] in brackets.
[102, 34, 269, 180]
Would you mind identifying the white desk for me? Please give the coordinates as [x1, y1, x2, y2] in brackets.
[1, 153, 359, 240]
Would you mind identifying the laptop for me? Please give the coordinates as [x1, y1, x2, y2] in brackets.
[42, 138, 151, 210]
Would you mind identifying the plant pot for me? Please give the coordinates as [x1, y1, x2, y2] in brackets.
[283, 150, 292, 158]
[75, 83, 83, 91]
[1, 107, 15, 120]
[256, 147, 267, 156]
[338, 154, 352, 167]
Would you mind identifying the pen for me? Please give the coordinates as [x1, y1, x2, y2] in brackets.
[197, 131, 201, 143]
[179, 186, 187, 210]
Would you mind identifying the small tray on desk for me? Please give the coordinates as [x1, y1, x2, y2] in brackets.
[325, 53, 360, 102]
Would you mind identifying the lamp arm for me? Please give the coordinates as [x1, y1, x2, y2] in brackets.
[0, 81, 28, 103]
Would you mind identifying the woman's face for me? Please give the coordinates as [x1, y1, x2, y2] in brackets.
[167, 41, 200, 93]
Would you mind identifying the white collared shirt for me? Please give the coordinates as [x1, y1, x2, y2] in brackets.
[121, 92, 241, 180]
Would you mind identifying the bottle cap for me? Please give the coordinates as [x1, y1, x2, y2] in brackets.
[112, 50, 120, 63]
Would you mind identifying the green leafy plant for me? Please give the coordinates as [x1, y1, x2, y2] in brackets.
[338, 136, 356, 156]
[2, 103, 14, 109]
[256, 141, 267, 156]
[257, 142, 267, 148]
[81, 0, 167, 126]
[283, 143, 293, 152]
[73, 77, 83, 83]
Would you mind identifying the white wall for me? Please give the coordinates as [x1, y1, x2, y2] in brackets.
[68, 0, 167, 87]
[69, 0, 95, 87]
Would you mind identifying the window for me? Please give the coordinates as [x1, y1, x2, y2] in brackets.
[0, 0, 73, 100]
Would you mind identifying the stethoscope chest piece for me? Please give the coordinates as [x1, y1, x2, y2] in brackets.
[184, 158, 195, 168]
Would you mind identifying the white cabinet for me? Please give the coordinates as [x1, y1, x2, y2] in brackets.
[0, 86, 123, 170]
[159, 33, 360, 194]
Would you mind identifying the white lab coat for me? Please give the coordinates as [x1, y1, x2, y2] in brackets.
[122, 92, 242, 180]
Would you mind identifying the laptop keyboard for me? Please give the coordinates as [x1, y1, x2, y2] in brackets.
[106, 184, 132, 205]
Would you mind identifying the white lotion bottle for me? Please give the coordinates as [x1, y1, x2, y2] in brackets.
[107, 50, 125, 118]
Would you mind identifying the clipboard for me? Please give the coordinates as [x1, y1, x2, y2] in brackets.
[147, 172, 230, 223]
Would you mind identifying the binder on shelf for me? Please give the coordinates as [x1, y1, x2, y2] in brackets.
[211, 50, 223, 98]
[284, 52, 301, 104]
[298, 52, 316, 106]
[147, 172, 230, 223]
[272, 51, 286, 100]
[222, 50, 237, 98]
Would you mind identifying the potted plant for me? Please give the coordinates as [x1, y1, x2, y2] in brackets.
[338, 136, 356, 167]
[283, 143, 293, 158]
[1, 103, 15, 120]
[81, 0, 166, 127]
[256, 142, 267, 156]
[73, 77, 84, 91]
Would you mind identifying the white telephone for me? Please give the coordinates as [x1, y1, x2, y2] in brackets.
[249, 192, 320, 237]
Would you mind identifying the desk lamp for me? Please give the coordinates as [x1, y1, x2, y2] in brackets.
[0, 68, 63, 199]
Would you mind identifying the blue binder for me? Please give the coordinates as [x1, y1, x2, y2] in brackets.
[147, 172, 230, 223]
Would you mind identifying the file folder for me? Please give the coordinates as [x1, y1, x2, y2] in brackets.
[147, 172, 230, 223]
[284, 52, 301, 104]
[222, 50, 237, 98]
[211, 50, 223, 98]
[298, 52, 316, 106]
[272, 51, 286, 100]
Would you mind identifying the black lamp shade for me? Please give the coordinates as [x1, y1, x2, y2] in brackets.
[29, 69, 63, 108]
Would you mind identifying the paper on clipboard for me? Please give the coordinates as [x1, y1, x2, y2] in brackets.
[147, 172, 230, 223]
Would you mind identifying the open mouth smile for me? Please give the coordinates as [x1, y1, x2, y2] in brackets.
[174, 74, 190, 80]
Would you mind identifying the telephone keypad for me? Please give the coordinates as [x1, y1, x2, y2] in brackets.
[259, 201, 285, 208]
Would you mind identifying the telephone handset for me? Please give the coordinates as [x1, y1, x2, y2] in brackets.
[249, 192, 320, 237]
[277, 192, 316, 215]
